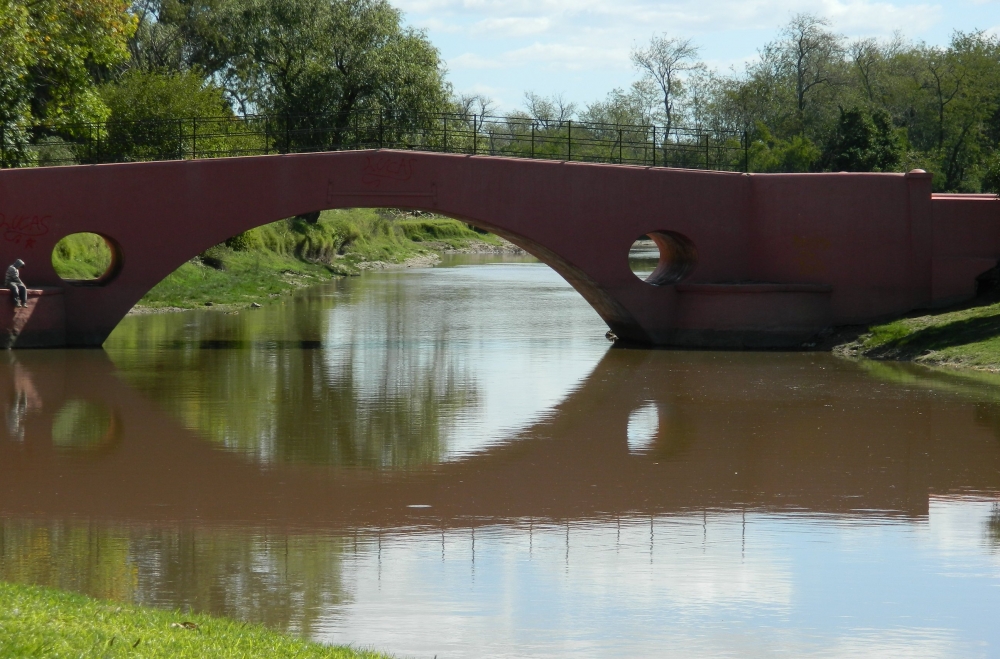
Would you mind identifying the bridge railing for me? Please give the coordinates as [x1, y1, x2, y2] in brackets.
[0, 112, 749, 172]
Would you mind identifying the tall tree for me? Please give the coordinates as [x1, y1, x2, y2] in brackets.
[630, 34, 701, 137]
[757, 14, 844, 136]
[822, 106, 903, 172]
[908, 32, 1000, 190]
[180, 0, 449, 141]
[523, 92, 576, 126]
[0, 0, 136, 164]
[580, 80, 658, 127]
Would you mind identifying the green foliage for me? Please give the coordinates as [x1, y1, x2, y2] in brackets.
[982, 153, 1000, 193]
[141, 247, 336, 307]
[100, 69, 232, 161]
[822, 106, 904, 172]
[126, 210, 488, 308]
[748, 124, 820, 172]
[397, 218, 497, 247]
[2, 0, 136, 123]
[0, 0, 136, 165]
[163, 0, 451, 148]
[225, 228, 262, 251]
[676, 19, 1000, 186]
[0, 581, 389, 658]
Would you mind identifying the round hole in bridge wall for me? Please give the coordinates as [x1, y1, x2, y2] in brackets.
[628, 231, 697, 286]
[51, 233, 122, 285]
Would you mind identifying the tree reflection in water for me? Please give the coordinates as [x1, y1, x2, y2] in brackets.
[106, 278, 487, 468]
[0, 521, 350, 635]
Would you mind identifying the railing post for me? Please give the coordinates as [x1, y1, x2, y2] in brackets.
[472, 115, 477, 155]
[705, 132, 710, 169]
[619, 128, 623, 163]
[179, 118, 184, 160]
[652, 125, 656, 167]
[379, 111, 384, 149]
[284, 116, 290, 154]
[0, 124, 5, 167]
[192, 117, 197, 159]
[531, 123, 535, 158]
[567, 120, 572, 161]
[443, 115, 448, 152]
[264, 116, 270, 155]
[744, 130, 749, 173]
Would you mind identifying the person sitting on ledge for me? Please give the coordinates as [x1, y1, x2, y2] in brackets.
[5, 259, 27, 308]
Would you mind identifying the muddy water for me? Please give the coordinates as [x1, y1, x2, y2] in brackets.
[2, 254, 1000, 657]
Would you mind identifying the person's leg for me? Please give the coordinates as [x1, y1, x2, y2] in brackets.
[9, 284, 19, 307]
[17, 285, 26, 306]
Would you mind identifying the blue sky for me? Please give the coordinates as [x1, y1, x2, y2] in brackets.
[392, 0, 1000, 112]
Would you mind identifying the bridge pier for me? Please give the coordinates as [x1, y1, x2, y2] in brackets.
[0, 288, 66, 348]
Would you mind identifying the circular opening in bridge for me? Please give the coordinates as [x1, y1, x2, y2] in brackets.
[629, 231, 697, 286]
[51, 400, 116, 451]
[51, 232, 121, 284]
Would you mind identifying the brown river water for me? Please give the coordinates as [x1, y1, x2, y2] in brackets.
[2, 254, 1000, 658]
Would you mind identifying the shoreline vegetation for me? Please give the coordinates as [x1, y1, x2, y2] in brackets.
[51, 208, 523, 314]
[0, 581, 390, 659]
[833, 291, 1000, 373]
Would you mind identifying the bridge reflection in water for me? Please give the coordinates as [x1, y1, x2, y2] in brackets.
[1, 346, 1000, 655]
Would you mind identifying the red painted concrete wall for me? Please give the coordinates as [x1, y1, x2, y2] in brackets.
[0, 151, 995, 347]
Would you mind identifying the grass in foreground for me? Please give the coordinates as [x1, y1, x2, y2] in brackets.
[840, 296, 1000, 370]
[0, 581, 388, 659]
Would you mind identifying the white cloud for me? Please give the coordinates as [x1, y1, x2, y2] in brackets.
[471, 16, 553, 37]
[398, 0, 943, 36]
[450, 42, 629, 72]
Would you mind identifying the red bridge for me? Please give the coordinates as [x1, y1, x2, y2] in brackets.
[0, 150, 996, 347]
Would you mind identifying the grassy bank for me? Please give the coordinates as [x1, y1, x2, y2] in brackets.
[835, 296, 1000, 371]
[0, 581, 388, 658]
[52, 209, 502, 310]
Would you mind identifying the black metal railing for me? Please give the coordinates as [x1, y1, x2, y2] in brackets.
[0, 111, 750, 172]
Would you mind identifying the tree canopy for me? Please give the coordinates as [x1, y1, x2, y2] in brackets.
[6, 3, 1000, 191]
[0, 0, 450, 163]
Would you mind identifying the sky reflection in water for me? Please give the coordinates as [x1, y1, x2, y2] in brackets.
[1, 255, 1000, 657]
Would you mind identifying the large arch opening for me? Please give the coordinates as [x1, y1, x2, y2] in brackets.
[131, 207, 533, 311]
[101, 205, 616, 467]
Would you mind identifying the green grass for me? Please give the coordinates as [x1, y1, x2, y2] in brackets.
[397, 218, 499, 249]
[49, 209, 496, 310]
[137, 248, 338, 309]
[845, 298, 1000, 370]
[0, 581, 389, 658]
[51, 233, 113, 280]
